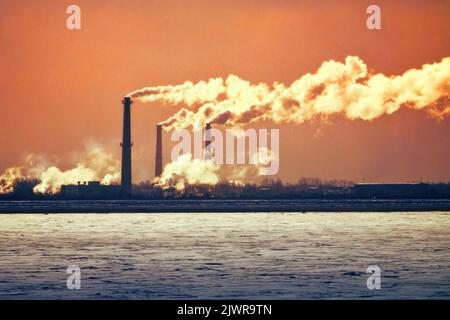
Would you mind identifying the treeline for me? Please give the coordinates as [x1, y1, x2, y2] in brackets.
[186, 178, 355, 199]
[133, 178, 356, 199]
[2, 178, 450, 200]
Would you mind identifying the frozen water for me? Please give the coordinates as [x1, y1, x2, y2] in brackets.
[0, 212, 449, 299]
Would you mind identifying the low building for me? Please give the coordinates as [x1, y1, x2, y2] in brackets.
[60, 181, 122, 199]
[353, 183, 432, 199]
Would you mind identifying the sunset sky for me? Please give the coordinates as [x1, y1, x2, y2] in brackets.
[1, 0, 449, 183]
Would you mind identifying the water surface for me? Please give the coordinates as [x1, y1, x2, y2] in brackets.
[0, 212, 449, 299]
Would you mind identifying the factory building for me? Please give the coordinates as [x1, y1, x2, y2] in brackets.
[352, 183, 450, 198]
[58, 93, 215, 199]
[56, 96, 450, 200]
[60, 181, 121, 199]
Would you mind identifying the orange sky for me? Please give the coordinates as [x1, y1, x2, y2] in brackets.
[1, 0, 449, 183]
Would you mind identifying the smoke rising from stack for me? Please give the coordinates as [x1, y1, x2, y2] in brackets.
[127, 56, 450, 190]
[0, 167, 25, 194]
[0, 144, 120, 194]
[2, 56, 449, 194]
[128, 56, 450, 131]
[153, 152, 271, 191]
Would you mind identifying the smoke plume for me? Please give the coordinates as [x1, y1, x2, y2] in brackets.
[0, 144, 120, 194]
[129, 56, 450, 131]
[154, 147, 278, 190]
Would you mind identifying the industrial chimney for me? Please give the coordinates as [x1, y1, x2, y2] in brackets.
[204, 123, 212, 160]
[155, 124, 163, 178]
[121, 97, 133, 196]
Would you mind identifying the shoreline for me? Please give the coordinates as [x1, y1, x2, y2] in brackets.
[1, 199, 450, 213]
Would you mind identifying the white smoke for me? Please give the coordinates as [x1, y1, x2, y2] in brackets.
[129, 56, 450, 130]
[0, 143, 120, 194]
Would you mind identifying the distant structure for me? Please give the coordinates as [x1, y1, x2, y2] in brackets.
[353, 183, 433, 198]
[155, 124, 163, 178]
[121, 97, 133, 196]
[204, 123, 212, 160]
[153, 123, 212, 178]
[61, 181, 121, 199]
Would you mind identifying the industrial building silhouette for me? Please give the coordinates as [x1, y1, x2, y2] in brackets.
[51, 97, 450, 200]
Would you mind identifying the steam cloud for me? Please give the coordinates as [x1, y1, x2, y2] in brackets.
[154, 147, 277, 190]
[129, 56, 450, 131]
[0, 144, 120, 194]
[2, 56, 449, 193]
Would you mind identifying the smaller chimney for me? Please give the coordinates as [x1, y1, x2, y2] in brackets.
[204, 123, 212, 160]
[155, 124, 163, 178]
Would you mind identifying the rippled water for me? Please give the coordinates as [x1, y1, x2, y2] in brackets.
[0, 212, 449, 299]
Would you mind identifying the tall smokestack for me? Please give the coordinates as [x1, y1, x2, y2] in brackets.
[121, 97, 133, 196]
[155, 124, 163, 178]
[204, 123, 212, 160]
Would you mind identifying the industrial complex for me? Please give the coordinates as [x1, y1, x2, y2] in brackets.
[37, 97, 449, 200]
